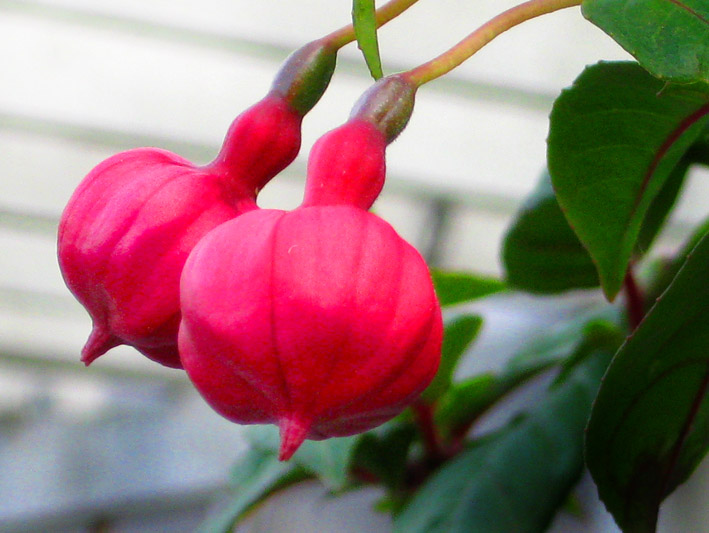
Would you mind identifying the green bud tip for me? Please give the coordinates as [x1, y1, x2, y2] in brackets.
[349, 74, 417, 143]
[270, 40, 338, 117]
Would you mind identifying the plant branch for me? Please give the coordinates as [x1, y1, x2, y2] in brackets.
[411, 399, 445, 461]
[624, 269, 645, 330]
[403, 0, 582, 86]
[325, 0, 420, 49]
[350, 465, 381, 484]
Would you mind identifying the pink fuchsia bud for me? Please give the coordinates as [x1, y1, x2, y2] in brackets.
[209, 96, 303, 192]
[58, 96, 302, 368]
[302, 119, 386, 210]
[349, 74, 416, 143]
[303, 74, 417, 211]
[178, 206, 442, 460]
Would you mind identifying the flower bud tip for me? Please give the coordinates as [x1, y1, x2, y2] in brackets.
[81, 326, 119, 366]
[278, 416, 311, 461]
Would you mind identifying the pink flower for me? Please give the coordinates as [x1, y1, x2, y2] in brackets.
[58, 96, 302, 368]
[303, 119, 386, 210]
[179, 205, 442, 460]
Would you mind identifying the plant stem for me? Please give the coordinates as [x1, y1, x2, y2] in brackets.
[403, 0, 582, 86]
[351, 465, 381, 484]
[411, 399, 445, 461]
[325, 0, 420, 49]
[624, 269, 645, 330]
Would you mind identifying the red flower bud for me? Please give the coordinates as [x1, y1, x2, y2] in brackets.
[179, 206, 442, 460]
[303, 119, 386, 210]
[58, 96, 302, 368]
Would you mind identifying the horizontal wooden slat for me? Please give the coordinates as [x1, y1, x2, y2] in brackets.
[0, 104, 545, 216]
[0, 1, 630, 208]
[4, 0, 632, 92]
[0, 12, 275, 142]
[0, 291, 183, 378]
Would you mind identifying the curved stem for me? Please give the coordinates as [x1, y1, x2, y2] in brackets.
[624, 268, 645, 330]
[411, 399, 445, 461]
[324, 0, 421, 49]
[404, 0, 582, 87]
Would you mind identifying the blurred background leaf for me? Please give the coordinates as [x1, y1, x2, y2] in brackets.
[422, 314, 483, 402]
[502, 170, 598, 293]
[430, 270, 506, 307]
[395, 337, 616, 533]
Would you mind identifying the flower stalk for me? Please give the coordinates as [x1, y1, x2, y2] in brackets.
[403, 0, 582, 87]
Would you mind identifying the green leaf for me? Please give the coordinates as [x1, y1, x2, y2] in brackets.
[504, 305, 620, 377]
[643, 215, 709, 305]
[436, 312, 622, 436]
[552, 320, 625, 383]
[582, 0, 709, 84]
[352, 422, 417, 493]
[244, 425, 358, 490]
[634, 158, 689, 254]
[586, 233, 709, 533]
[394, 347, 614, 533]
[502, 170, 599, 293]
[197, 447, 299, 533]
[548, 61, 709, 300]
[292, 436, 358, 490]
[430, 270, 506, 306]
[503, 163, 686, 293]
[422, 315, 483, 402]
[686, 124, 709, 165]
[352, 0, 383, 79]
[435, 373, 501, 434]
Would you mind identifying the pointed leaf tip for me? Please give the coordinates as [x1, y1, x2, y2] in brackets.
[352, 0, 383, 80]
[278, 416, 311, 461]
[81, 326, 119, 366]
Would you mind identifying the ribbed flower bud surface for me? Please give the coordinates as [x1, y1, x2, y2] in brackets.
[303, 120, 386, 210]
[179, 206, 442, 460]
[58, 97, 302, 368]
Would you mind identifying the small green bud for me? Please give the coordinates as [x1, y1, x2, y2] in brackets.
[349, 74, 417, 143]
[270, 40, 338, 116]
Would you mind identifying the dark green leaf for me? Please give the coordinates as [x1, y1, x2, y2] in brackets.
[582, 0, 709, 84]
[502, 170, 599, 293]
[503, 162, 686, 293]
[198, 447, 298, 533]
[437, 312, 622, 436]
[553, 320, 625, 383]
[645, 215, 709, 303]
[586, 233, 709, 532]
[686, 124, 709, 165]
[422, 315, 483, 402]
[548, 61, 709, 300]
[244, 425, 357, 490]
[435, 373, 500, 434]
[430, 270, 506, 306]
[395, 347, 613, 533]
[504, 305, 620, 377]
[352, 423, 417, 493]
[635, 158, 690, 254]
[291, 436, 358, 490]
[352, 0, 383, 79]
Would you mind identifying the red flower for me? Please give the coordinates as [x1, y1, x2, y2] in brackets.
[58, 96, 302, 368]
[179, 205, 442, 460]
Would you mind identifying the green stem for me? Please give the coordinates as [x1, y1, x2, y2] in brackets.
[403, 0, 582, 87]
[411, 399, 445, 461]
[324, 0, 421, 49]
[624, 268, 645, 330]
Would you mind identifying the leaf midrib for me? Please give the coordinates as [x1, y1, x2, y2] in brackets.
[665, 0, 709, 25]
